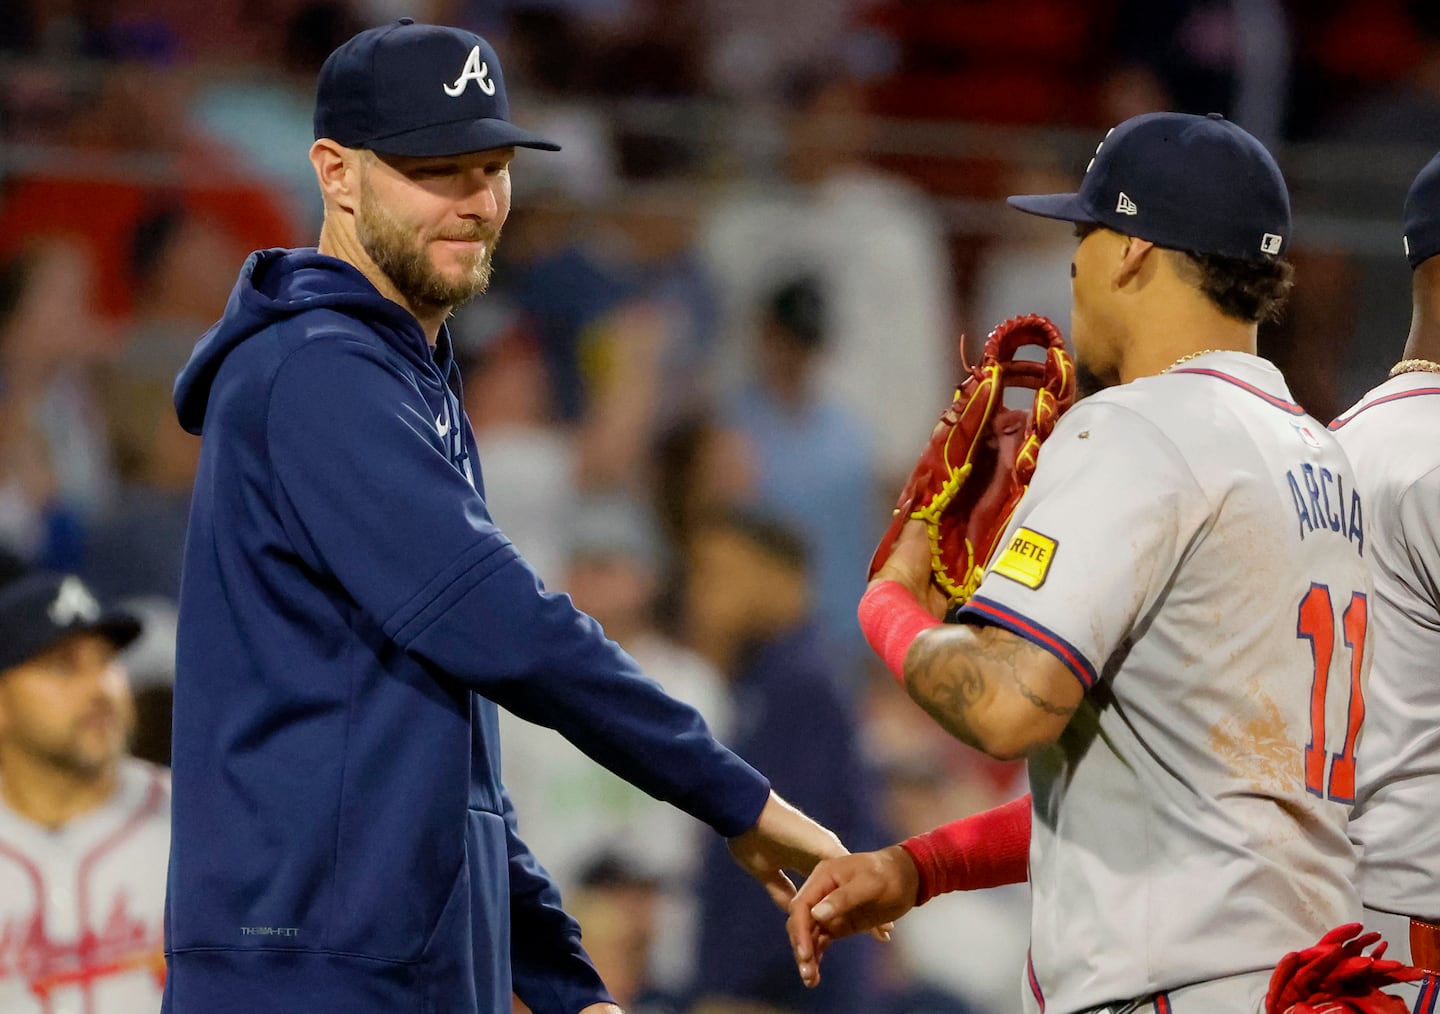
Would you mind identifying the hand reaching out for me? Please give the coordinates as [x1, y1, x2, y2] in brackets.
[787, 846, 920, 987]
[726, 791, 848, 911]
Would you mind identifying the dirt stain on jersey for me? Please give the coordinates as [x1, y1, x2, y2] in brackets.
[1208, 687, 1299, 795]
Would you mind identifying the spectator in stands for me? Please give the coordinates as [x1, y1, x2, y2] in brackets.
[500, 495, 729, 997]
[700, 69, 956, 488]
[968, 163, 1077, 348]
[685, 508, 885, 1014]
[1102, 0, 1293, 145]
[0, 239, 118, 569]
[458, 318, 580, 585]
[186, 3, 364, 232]
[549, 852, 686, 1014]
[724, 275, 875, 684]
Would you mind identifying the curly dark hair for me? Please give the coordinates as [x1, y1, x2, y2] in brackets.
[1167, 249, 1295, 324]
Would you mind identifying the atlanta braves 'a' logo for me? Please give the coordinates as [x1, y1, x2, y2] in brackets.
[47, 577, 100, 627]
[443, 46, 496, 97]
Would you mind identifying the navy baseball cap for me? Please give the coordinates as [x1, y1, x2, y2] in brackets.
[314, 19, 560, 157]
[0, 572, 141, 674]
[1008, 112, 1291, 262]
[1403, 151, 1440, 268]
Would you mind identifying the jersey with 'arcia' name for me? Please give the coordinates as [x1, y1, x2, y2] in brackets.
[962, 351, 1366, 1014]
[1285, 455, 1364, 553]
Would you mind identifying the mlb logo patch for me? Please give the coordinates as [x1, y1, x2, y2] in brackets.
[1292, 423, 1322, 448]
[1261, 233, 1283, 254]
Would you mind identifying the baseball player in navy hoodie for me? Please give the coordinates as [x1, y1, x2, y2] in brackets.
[163, 20, 852, 1014]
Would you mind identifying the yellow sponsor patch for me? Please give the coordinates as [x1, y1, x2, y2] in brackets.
[991, 527, 1057, 589]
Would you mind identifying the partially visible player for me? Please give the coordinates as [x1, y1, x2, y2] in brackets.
[0, 562, 170, 1014]
[788, 113, 1397, 1013]
[1329, 151, 1440, 1011]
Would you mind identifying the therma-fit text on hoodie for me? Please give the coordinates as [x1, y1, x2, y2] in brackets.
[164, 249, 770, 1014]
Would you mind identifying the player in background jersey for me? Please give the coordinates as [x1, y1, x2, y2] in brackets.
[786, 113, 1391, 1014]
[1328, 152, 1440, 1013]
[0, 557, 169, 1014]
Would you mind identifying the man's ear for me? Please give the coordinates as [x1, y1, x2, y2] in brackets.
[1112, 235, 1156, 289]
[310, 140, 361, 214]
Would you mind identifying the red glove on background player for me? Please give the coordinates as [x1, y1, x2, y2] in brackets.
[1264, 923, 1424, 1014]
[868, 314, 1075, 607]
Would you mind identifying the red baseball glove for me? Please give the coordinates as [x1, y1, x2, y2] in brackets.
[868, 314, 1075, 606]
[1264, 923, 1424, 1014]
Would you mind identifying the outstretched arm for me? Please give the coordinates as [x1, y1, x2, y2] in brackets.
[787, 794, 1032, 987]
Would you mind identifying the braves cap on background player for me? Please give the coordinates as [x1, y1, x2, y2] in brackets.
[0, 569, 171, 1014]
[1328, 149, 1440, 1011]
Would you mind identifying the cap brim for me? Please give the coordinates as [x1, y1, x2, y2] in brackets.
[1006, 192, 1097, 223]
[365, 117, 561, 156]
[0, 609, 143, 675]
[87, 610, 144, 653]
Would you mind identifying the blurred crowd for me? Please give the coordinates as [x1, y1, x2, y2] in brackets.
[2, 0, 1439, 1012]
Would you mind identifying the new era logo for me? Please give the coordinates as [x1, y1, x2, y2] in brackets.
[1261, 233, 1283, 255]
[1115, 192, 1138, 215]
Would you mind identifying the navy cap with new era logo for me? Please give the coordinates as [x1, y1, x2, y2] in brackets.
[314, 19, 560, 157]
[1008, 112, 1290, 262]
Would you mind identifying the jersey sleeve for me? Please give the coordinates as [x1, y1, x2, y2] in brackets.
[265, 338, 770, 837]
[959, 397, 1208, 689]
[1397, 463, 1440, 610]
[501, 787, 615, 1014]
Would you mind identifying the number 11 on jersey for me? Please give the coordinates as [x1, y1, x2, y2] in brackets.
[1296, 584, 1367, 804]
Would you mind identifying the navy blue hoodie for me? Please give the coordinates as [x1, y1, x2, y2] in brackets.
[165, 249, 770, 1014]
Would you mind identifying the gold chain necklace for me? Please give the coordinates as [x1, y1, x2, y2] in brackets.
[1389, 358, 1440, 378]
[1161, 349, 1225, 374]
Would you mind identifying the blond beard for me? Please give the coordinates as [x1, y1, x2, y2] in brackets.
[356, 184, 498, 313]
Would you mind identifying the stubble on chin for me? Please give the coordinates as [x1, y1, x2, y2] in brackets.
[356, 189, 499, 312]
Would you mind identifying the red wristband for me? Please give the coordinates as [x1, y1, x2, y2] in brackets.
[857, 580, 942, 685]
[899, 794, 1032, 905]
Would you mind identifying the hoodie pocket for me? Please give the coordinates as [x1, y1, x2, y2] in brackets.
[417, 851, 470, 1014]
[417, 809, 512, 1014]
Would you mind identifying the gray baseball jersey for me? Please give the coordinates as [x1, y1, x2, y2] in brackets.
[0, 759, 170, 1014]
[960, 352, 1366, 1014]
[1330, 372, 1440, 925]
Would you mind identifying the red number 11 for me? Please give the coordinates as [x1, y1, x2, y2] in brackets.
[1296, 584, 1367, 803]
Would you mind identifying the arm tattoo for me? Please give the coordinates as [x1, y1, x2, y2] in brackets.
[904, 636, 988, 750]
[903, 625, 1078, 753]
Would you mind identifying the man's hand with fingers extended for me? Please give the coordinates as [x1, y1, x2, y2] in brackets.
[787, 846, 919, 987]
